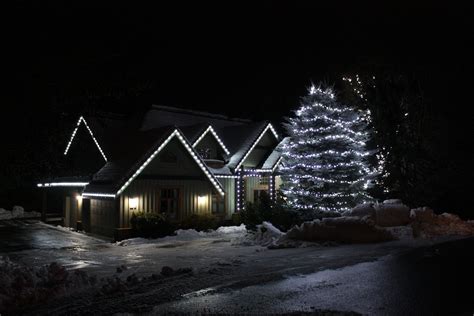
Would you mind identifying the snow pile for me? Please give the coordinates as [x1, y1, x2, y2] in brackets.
[0, 206, 41, 220]
[0, 257, 97, 312]
[286, 216, 393, 244]
[411, 211, 474, 238]
[253, 222, 285, 247]
[374, 201, 410, 227]
[117, 224, 247, 246]
[342, 203, 376, 219]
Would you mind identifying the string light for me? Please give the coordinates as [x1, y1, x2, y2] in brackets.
[192, 125, 230, 155]
[234, 123, 279, 170]
[115, 129, 224, 197]
[280, 85, 377, 213]
[64, 116, 108, 162]
[37, 182, 89, 187]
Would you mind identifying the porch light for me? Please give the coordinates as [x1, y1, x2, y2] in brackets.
[197, 195, 207, 206]
[76, 195, 83, 202]
[129, 197, 138, 210]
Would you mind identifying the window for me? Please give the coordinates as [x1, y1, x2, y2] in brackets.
[197, 147, 211, 159]
[211, 192, 225, 214]
[158, 188, 180, 219]
[259, 176, 270, 185]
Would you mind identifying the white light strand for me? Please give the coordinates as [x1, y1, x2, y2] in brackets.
[192, 125, 230, 155]
[235, 123, 279, 170]
[116, 129, 225, 197]
[37, 182, 89, 187]
[82, 192, 116, 198]
[63, 116, 108, 162]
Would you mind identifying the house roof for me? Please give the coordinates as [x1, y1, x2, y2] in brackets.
[261, 137, 289, 170]
[57, 105, 281, 197]
[83, 126, 225, 197]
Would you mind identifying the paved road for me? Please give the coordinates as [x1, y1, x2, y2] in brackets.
[152, 237, 474, 315]
[2, 220, 473, 315]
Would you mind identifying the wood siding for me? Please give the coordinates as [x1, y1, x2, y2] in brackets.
[119, 179, 215, 228]
[217, 177, 235, 215]
[90, 199, 117, 236]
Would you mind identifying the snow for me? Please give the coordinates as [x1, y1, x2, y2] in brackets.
[374, 202, 410, 227]
[286, 216, 393, 244]
[0, 206, 41, 220]
[117, 224, 247, 246]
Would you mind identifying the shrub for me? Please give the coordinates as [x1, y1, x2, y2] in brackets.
[130, 211, 176, 238]
[179, 213, 220, 232]
[240, 191, 301, 232]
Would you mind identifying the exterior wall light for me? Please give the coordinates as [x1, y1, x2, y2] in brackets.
[129, 197, 138, 210]
[197, 195, 207, 206]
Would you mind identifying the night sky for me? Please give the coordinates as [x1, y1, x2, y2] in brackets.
[5, 2, 474, 209]
[12, 2, 473, 119]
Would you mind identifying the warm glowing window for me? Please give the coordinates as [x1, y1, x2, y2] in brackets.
[259, 176, 270, 185]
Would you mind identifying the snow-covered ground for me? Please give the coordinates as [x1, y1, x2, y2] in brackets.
[1, 219, 472, 315]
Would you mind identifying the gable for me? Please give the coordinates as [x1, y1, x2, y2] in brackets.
[141, 138, 204, 177]
[194, 133, 227, 160]
[65, 126, 107, 174]
[114, 129, 224, 197]
[64, 116, 107, 162]
[241, 128, 279, 168]
[192, 125, 230, 155]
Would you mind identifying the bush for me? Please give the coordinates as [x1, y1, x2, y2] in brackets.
[240, 191, 301, 232]
[130, 211, 176, 238]
[179, 213, 220, 232]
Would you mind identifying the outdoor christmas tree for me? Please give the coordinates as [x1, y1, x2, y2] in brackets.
[280, 85, 374, 216]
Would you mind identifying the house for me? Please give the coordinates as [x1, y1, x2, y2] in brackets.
[37, 105, 285, 239]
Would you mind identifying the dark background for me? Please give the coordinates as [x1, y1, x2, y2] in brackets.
[5, 2, 474, 215]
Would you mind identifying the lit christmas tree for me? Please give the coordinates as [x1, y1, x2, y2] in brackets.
[280, 85, 374, 216]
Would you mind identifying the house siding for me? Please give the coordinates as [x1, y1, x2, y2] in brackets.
[90, 198, 117, 237]
[119, 179, 216, 228]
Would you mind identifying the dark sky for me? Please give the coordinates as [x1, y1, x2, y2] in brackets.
[12, 2, 473, 123]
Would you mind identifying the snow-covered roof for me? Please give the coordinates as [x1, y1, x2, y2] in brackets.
[261, 137, 289, 169]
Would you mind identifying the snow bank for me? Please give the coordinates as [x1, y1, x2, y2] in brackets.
[0, 206, 41, 220]
[286, 216, 393, 244]
[374, 202, 410, 227]
[117, 224, 247, 246]
[253, 222, 285, 247]
[0, 257, 97, 312]
[412, 211, 474, 238]
[343, 203, 375, 219]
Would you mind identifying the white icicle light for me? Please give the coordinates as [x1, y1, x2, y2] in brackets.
[64, 116, 108, 162]
[116, 129, 225, 197]
[192, 125, 230, 155]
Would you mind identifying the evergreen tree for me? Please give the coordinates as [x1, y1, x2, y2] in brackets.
[280, 85, 374, 216]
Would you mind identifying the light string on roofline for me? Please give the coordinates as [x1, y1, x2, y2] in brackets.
[82, 192, 116, 198]
[63, 116, 108, 162]
[235, 123, 279, 170]
[37, 182, 89, 187]
[115, 129, 224, 197]
[192, 125, 230, 155]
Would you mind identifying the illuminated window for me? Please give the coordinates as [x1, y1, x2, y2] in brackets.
[259, 176, 270, 185]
